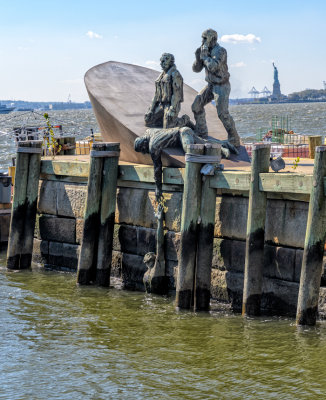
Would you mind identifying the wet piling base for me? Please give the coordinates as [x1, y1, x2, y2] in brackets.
[148, 276, 170, 296]
[195, 222, 215, 311]
[77, 211, 100, 284]
[176, 223, 198, 309]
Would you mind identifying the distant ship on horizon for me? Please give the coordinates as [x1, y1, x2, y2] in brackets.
[0, 103, 15, 114]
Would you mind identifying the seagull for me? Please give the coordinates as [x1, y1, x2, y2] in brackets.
[270, 155, 285, 172]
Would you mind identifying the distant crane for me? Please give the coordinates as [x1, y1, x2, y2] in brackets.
[260, 86, 272, 97]
[248, 86, 260, 99]
[67, 94, 72, 103]
[323, 81, 326, 90]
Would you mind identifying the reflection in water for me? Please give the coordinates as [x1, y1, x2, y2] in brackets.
[1, 260, 326, 399]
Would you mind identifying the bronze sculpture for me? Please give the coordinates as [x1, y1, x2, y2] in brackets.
[135, 126, 236, 201]
[85, 61, 251, 167]
[136, 51, 238, 201]
[191, 29, 241, 147]
[142, 205, 168, 295]
[133, 42, 242, 295]
[145, 53, 193, 130]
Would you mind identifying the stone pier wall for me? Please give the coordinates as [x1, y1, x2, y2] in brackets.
[32, 170, 326, 316]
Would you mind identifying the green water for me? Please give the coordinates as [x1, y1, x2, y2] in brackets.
[1, 251, 326, 400]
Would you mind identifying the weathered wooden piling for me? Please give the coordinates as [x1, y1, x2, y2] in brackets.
[77, 142, 120, 285]
[308, 136, 322, 159]
[7, 140, 43, 269]
[21, 141, 43, 268]
[96, 143, 120, 286]
[242, 143, 270, 316]
[176, 144, 205, 309]
[195, 143, 221, 311]
[77, 143, 105, 284]
[296, 146, 326, 325]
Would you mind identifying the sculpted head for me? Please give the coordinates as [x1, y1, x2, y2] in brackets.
[134, 136, 150, 154]
[160, 53, 175, 72]
[202, 29, 218, 49]
[143, 252, 156, 270]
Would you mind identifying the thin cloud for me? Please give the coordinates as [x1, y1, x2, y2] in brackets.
[86, 31, 103, 39]
[221, 34, 261, 44]
[145, 60, 160, 67]
[231, 61, 246, 68]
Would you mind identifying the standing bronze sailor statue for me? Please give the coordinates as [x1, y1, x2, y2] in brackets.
[191, 28, 241, 147]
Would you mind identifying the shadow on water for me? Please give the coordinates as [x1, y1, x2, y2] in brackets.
[1, 250, 326, 399]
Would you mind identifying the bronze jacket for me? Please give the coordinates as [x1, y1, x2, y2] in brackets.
[154, 65, 183, 108]
[192, 43, 230, 85]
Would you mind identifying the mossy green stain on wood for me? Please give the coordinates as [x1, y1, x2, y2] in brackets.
[260, 173, 312, 194]
[41, 160, 90, 177]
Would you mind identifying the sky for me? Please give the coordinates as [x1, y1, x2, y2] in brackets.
[1, 0, 326, 102]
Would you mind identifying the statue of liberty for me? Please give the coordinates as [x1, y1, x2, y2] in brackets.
[272, 62, 281, 99]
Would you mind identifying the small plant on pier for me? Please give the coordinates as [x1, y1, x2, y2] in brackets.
[43, 113, 61, 158]
[292, 156, 300, 170]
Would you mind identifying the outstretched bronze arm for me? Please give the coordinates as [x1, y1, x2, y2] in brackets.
[150, 149, 163, 202]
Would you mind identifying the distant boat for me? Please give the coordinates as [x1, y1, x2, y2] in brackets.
[16, 108, 34, 112]
[0, 104, 15, 114]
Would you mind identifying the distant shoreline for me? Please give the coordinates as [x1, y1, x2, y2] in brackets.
[230, 99, 326, 106]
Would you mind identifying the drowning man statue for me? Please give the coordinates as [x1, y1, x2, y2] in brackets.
[191, 28, 241, 147]
[135, 126, 236, 201]
[145, 52, 192, 129]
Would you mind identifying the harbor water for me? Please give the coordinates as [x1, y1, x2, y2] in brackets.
[1, 102, 326, 170]
[1, 103, 326, 398]
[1, 253, 326, 399]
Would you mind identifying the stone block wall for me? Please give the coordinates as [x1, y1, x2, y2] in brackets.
[33, 180, 86, 271]
[0, 210, 10, 243]
[33, 177, 324, 316]
[33, 181, 181, 289]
